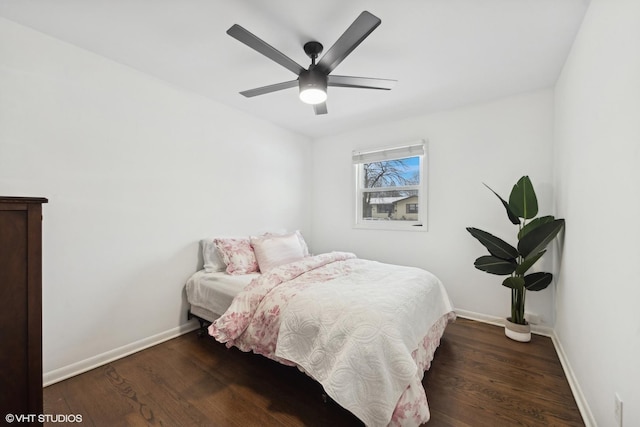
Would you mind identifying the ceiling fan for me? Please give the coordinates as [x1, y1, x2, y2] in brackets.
[227, 11, 396, 115]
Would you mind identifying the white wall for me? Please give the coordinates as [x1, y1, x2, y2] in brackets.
[311, 90, 557, 327]
[0, 18, 312, 380]
[554, 0, 640, 425]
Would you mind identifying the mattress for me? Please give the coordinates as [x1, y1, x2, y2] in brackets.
[185, 270, 259, 321]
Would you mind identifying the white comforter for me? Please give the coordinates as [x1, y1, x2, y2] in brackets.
[209, 252, 454, 426]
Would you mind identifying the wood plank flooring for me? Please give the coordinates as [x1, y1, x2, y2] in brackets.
[43, 318, 584, 426]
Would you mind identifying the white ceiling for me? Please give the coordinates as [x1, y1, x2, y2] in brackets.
[0, 0, 589, 139]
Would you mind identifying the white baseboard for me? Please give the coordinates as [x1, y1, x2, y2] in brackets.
[43, 322, 200, 387]
[454, 308, 593, 427]
[454, 308, 554, 336]
[454, 308, 504, 327]
[549, 330, 596, 427]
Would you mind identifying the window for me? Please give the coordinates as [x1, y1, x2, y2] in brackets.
[353, 141, 427, 230]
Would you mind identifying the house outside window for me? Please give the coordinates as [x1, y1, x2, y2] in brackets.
[353, 141, 427, 231]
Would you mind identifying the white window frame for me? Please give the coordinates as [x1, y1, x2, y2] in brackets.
[352, 140, 428, 231]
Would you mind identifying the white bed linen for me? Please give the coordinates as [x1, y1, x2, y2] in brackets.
[185, 270, 259, 319]
[209, 252, 454, 427]
[275, 258, 453, 426]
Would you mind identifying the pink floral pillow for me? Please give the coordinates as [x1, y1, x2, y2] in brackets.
[213, 237, 259, 275]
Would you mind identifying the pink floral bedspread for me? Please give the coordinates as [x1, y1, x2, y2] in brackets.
[209, 252, 455, 426]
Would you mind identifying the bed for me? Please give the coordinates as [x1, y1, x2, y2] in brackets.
[185, 233, 455, 427]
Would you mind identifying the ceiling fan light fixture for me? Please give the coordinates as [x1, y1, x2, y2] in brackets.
[299, 88, 327, 105]
[299, 70, 327, 105]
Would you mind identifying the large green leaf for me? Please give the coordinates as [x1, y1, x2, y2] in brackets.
[515, 250, 546, 275]
[466, 227, 519, 260]
[502, 276, 525, 290]
[484, 183, 520, 225]
[508, 176, 538, 219]
[518, 219, 565, 258]
[524, 272, 553, 291]
[474, 256, 517, 275]
[518, 215, 555, 240]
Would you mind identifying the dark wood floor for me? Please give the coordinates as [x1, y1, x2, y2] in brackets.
[44, 318, 584, 426]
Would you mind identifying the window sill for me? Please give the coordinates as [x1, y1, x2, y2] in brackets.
[352, 221, 427, 232]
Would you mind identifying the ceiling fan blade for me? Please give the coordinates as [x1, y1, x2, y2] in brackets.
[314, 102, 328, 115]
[227, 24, 305, 76]
[316, 11, 381, 74]
[240, 80, 298, 97]
[328, 75, 396, 90]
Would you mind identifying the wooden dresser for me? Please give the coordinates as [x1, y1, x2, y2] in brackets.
[0, 197, 47, 423]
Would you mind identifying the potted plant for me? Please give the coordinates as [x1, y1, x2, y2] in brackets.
[466, 176, 565, 342]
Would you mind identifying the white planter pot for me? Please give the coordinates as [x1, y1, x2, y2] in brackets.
[505, 318, 531, 342]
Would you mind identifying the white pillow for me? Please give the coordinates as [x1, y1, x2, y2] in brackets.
[251, 233, 305, 272]
[201, 239, 226, 272]
[262, 230, 310, 256]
